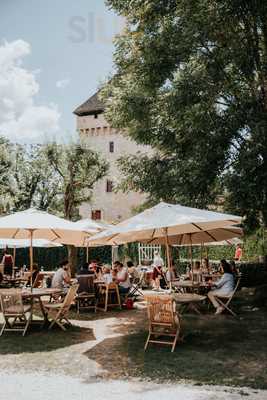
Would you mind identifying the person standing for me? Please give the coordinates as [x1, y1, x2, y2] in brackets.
[234, 244, 242, 261]
[1, 249, 14, 276]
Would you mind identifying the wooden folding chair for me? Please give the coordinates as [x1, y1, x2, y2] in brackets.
[214, 278, 241, 317]
[144, 295, 182, 352]
[95, 282, 121, 312]
[33, 273, 44, 288]
[44, 284, 79, 331]
[76, 275, 96, 314]
[0, 289, 31, 336]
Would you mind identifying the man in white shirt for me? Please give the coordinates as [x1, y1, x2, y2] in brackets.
[153, 251, 164, 268]
[52, 260, 71, 291]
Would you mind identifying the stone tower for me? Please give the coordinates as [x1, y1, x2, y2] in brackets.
[73, 90, 148, 223]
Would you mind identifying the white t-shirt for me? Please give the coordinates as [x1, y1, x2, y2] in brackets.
[153, 254, 164, 268]
[103, 272, 113, 284]
[52, 268, 69, 289]
[117, 268, 131, 289]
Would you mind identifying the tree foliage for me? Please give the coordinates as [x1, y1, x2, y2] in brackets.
[103, 0, 267, 228]
[45, 142, 108, 220]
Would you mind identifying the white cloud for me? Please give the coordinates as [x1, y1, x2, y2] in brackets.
[56, 78, 70, 89]
[0, 39, 61, 143]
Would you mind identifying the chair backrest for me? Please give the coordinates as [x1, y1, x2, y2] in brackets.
[145, 295, 176, 326]
[77, 275, 94, 294]
[61, 284, 79, 310]
[0, 289, 24, 315]
[33, 273, 44, 288]
[227, 277, 241, 303]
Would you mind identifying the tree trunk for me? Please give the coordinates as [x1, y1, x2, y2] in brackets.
[68, 245, 78, 277]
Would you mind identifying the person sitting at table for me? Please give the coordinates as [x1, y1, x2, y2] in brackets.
[126, 261, 139, 280]
[27, 263, 39, 286]
[202, 257, 210, 273]
[166, 265, 178, 283]
[207, 260, 235, 315]
[1, 249, 14, 277]
[79, 262, 93, 275]
[116, 262, 131, 294]
[102, 265, 113, 284]
[190, 261, 202, 283]
[51, 260, 71, 292]
[88, 260, 97, 273]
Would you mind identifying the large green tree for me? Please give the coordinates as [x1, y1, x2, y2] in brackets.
[45, 142, 108, 273]
[11, 144, 61, 212]
[103, 0, 267, 228]
[0, 137, 13, 213]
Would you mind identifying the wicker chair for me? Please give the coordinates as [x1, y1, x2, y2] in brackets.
[0, 289, 31, 336]
[144, 295, 182, 352]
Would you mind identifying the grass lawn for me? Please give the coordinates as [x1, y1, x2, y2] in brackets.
[0, 324, 95, 354]
[86, 289, 267, 389]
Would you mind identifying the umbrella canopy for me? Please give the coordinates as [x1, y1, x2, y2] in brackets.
[139, 227, 243, 245]
[0, 208, 88, 245]
[0, 238, 63, 248]
[89, 202, 242, 246]
[73, 218, 112, 232]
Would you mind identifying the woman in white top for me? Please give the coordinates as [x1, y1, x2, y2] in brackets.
[208, 260, 235, 314]
[116, 262, 131, 294]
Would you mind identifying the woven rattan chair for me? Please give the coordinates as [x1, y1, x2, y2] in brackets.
[0, 289, 31, 336]
[144, 295, 182, 352]
[44, 284, 79, 331]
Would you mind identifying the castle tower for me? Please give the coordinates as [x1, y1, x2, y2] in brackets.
[74, 90, 148, 223]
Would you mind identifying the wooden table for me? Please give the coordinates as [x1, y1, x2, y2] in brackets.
[144, 291, 207, 314]
[173, 293, 207, 314]
[22, 288, 63, 327]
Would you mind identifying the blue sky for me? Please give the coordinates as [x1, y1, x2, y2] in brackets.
[0, 0, 123, 142]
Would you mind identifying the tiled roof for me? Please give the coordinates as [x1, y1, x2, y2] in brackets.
[73, 89, 104, 116]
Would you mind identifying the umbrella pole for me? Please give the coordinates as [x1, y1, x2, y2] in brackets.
[200, 242, 203, 265]
[86, 244, 89, 263]
[164, 229, 172, 290]
[189, 233, 193, 268]
[13, 246, 16, 278]
[29, 229, 34, 290]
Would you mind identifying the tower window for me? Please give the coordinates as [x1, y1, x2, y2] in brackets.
[91, 210, 101, 220]
[109, 141, 114, 153]
[94, 113, 98, 119]
[106, 180, 113, 193]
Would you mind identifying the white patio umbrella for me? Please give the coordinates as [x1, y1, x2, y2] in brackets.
[89, 202, 242, 246]
[73, 218, 113, 261]
[89, 202, 242, 276]
[0, 239, 63, 248]
[0, 208, 89, 285]
[138, 226, 243, 245]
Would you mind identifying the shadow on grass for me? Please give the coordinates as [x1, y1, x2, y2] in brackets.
[0, 324, 95, 355]
[86, 309, 267, 389]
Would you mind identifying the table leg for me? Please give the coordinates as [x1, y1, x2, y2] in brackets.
[38, 297, 49, 327]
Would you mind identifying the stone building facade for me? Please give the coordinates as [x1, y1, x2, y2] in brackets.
[74, 90, 149, 223]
